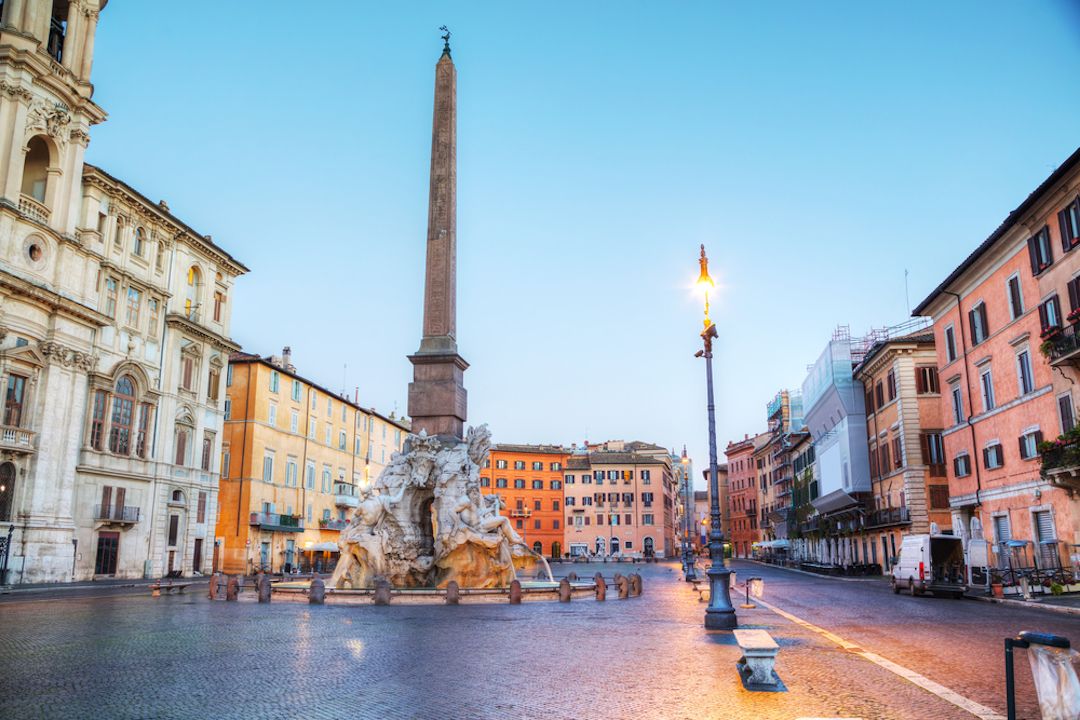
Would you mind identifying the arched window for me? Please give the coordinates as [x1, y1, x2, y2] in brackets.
[532, 541, 542, 555]
[21, 136, 49, 203]
[108, 376, 135, 455]
[0, 462, 14, 522]
[133, 227, 145, 257]
[184, 266, 201, 319]
[171, 489, 184, 504]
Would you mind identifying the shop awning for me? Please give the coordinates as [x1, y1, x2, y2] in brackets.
[304, 542, 340, 552]
[811, 489, 861, 516]
[757, 539, 790, 549]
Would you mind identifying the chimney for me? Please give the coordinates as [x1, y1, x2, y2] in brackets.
[282, 346, 293, 372]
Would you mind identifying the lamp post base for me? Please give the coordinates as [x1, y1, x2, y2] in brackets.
[704, 564, 737, 630]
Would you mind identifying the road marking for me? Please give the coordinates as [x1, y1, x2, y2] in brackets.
[757, 597, 1006, 720]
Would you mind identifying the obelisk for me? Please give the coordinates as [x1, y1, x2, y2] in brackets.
[408, 29, 468, 441]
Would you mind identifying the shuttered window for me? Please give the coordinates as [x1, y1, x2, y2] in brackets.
[892, 436, 903, 468]
[982, 443, 1004, 469]
[887, 369, 897, 401]
[928, 485, 950, 510]
[1038, 295, 1063, 332]
[953, 454, 971, 477]
[197, 491, 207, 524]
[1034, 510, 1055, 542]
[915, 366, 939, 394]
[969, 302, 989, 345]
[1027, 225, 1054, 275]
[1058, 196, 1080, 252]
[993, 514, 1011, 543]
[1060, 394, 1076, 433]
[1018, 430, 1043, 460]
[1017, 350, 1034, 396]
[1007, 275, 1024, 320]
[944, 326, 957, 363]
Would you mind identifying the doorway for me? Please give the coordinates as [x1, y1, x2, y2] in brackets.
[550, 541, 562, 559]
[418, 496, 435, 557]
[643, 536, 655, 557]
[532, 541, 542, 555]
[610, 537, 620, 554]
[95, 532, 119, 575]
[595, 537, 606, 555]
[193, 538, 203, 573]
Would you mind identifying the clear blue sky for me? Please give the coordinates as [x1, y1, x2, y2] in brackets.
[87, 2, 1080, 489]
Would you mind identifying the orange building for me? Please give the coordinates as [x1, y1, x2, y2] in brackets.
[215, 348, 408, 575]
[480, 444, 567, 559]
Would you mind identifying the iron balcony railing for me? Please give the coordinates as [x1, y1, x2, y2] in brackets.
[1047, 323, 1080, 364]
[249, 512, 303, 532]
[95, 504, 140, 523]
[865, 507, 911, 529]
[1041, 436, 1080, 473]
[319, 518, 349, 531]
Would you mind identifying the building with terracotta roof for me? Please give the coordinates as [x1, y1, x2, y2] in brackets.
[479, 444, 567, 558]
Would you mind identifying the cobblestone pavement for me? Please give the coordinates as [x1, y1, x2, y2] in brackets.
[0, 559, 1069, 719]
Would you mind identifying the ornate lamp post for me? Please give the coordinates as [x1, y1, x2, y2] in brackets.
[681, 448, 697, 581]
[694, 245, 737, 630]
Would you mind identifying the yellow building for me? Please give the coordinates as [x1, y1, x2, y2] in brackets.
[215, 347, 408, 574]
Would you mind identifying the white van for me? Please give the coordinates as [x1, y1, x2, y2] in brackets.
[890, 534, 967, 598]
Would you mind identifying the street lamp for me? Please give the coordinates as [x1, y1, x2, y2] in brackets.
[694, 244, 737, 630]
[681, 448, 697, 581]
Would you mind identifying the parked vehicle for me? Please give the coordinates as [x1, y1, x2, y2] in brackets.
[890, 534, 967, 598]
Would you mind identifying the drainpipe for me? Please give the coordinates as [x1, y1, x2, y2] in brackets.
[944, 290, 982, 510]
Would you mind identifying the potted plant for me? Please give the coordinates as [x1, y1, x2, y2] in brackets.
[1069, 308, 1080, 324]
[991, 581, 1004, 598]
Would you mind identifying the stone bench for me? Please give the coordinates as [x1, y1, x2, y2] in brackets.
[733, 629, 781, 690]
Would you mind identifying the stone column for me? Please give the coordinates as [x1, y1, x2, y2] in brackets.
[61, 0, 80, 72]
[78, 6, 99, 81]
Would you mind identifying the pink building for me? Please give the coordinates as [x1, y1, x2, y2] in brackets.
[913, 147, 1080, 580]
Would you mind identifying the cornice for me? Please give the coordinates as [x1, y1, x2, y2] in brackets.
[165, 312, 240, 353]
[0, 267, 109, 328]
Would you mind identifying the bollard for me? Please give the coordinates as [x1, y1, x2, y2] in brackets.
[445, 580, 460, 605]
[309, 577, 326, 605]
[615, 573, 629, 599]
[509, 579, 522, 604]
[257, 573, 272, 603]
[558, 578, 572, 603]
[594, 573, 607, 601]
[208, 573, 219, 600]
[373, 578, 392, 605]
[566, 571, 578, 582]
[225, 575, 239, 602]
[630, 573, 642, 597]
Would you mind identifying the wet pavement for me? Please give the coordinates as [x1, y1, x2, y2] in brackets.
[0, 559, 1073, 719]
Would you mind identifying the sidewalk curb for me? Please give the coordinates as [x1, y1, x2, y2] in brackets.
[740, 559, 885, 584]
[965, 593, 1080, 617]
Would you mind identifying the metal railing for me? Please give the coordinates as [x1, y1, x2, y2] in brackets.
[249, 512, 303, 531]
[95, 504, 140, 523]
[865, 507, 911, 528]
[1040, 437, 1080, 473]
[1047, 323, 1080, 363]
[319, 518, 348, 531]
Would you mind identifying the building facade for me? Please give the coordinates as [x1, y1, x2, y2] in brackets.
[479, 444, 567, 558]
[215, 350, 407, 575]
[914, 147, 1080, 578]
[853, 330, 953, 572]
[724, 434, 763, 558]
[0, 1, 248, 583]
[562, 441, 675, 558]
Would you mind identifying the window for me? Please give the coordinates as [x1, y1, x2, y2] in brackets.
[496, 459, 507, 469]
[155, 240, 164, 271]
[201, 434, 213, 471]
[1007, 274, 1024, 320]
[565, 496, 575, 506]
[1060, 394, 1076, 433]
[533, 500, 542, 511]
[125, 287, 141, 327]
[550, 480, 562, 490]
[969, 301, 989, 345]
[308, 418, 316, 439]
[980, 368, 995, 412]
[305, 461, 315, 490]
[533, 519, 541, 530]
[222, 450, 230, 478]
[553, 499, 560, 511]
[212, 291, 224, 322]
[184, 266, 200, 319]
[285, 458, 298, 487]
[290, 411, 298, 433]
[226, 365, 233, 387]
[89, 390, 107, 450]
[135, 403, 150, 459]
[643, 514, 654, 525]
[496, 478, 507, 488]
[310, 390, 317, 410]
[514, 478, 525, 489]
[641, 470, 651, 482]
[951, 383, 964, 425]
[326, 397, 332, 415]
[4, 374, 26, 427]
[1027, 225, 1053, 275]
[993, 514, 1012, 544]
[983, 443, 1004, 470]
[1060, 197, 1080, 251]
[892, 436, 903, 469]
[262, 452, 275, 483]
[339, 431, 347, 450]
[290, 380, 301, 402]
[531, 479, 542, 489]
[553, 519, 560, 530]
[880, 442, 891, 474]
[207, 368, 220, 402]
[268, 403, 277, 427]
[322, 466, 332, 493]
[108, 376, 135, 455]
[269, 370, 280, 393]
[174, 426, 189, 466]
[582, 496, 593, 506]
[1068, 276, 1080, 321]
[944, 325, 957, 363]
[550, 462, 562, 471]
[181, 354, 195, 392]
[147, 298, 160, 336]
[133, 227, 145, 257]
[325, 424, 332, 446]
[886, 368, 897, 402]
[564, 474, 574, 484]
[928, 485, 950, 510]
[865, 388, 875, 414]
[1018, 430, 1042, 460]
[921, 432, 945, 471]
[953, 453, 971, 478]
[1039, 294, 1063, 333]
[104, 277, 118, 317]
[915, 366, 939, 395]
[480, 477, 490, 487]
[532, 461, 543, 471]
[1014, 349, 1035, 397]
[514, 461, 525, 470]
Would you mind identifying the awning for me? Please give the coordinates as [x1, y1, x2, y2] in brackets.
[811, 489, 861, 516]
[304, 542, 340, 552]
[757, 540, 791, 549]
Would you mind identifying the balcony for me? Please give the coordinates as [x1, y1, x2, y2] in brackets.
[510, 509, 532, 519]
[18, 194, 50, 225]
[0, 425, 36, 454]
[319, 518, 349, 531]
[1045, 323, 1080, 366]
[95, 504, 140, 525]
[1040, 436, 1080, 490]
[333, 483, 360, 508]
[250, 512, 303, 532]
[864, 507, 911, 529]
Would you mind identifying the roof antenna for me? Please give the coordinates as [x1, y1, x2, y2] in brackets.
[904, 269, 910, 316]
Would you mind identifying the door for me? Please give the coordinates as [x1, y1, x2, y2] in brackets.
[192, 538, 203, 573]
[643, 537, 655, 557]
[95, 532, 119, 575]
[284, 539, 295, 573]
[260, 541, 270, 571]
[610, 537, 620, 554]
[167, 514, 179, 547]
[595, 537, 605, 555]
[550, 541, 561, 558]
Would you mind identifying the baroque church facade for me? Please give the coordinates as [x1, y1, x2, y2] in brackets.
[0, 0, 247, 583]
